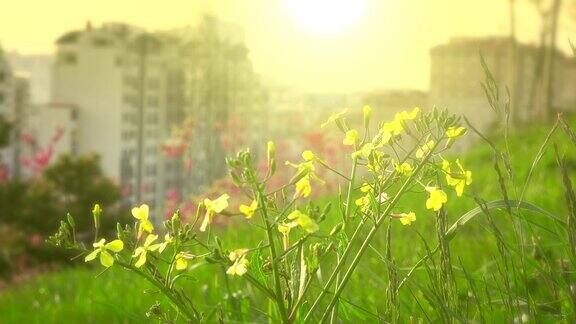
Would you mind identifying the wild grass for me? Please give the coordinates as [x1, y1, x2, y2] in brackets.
[0, 114, 574, 323]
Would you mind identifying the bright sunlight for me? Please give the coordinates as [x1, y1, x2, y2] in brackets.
[283, 0, 367, 35]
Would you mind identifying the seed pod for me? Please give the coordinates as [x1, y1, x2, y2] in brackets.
[66, 213, 75, 228]
[330, 222, 344, 236]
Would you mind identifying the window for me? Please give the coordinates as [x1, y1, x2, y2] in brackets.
[147, 96, 159, 107]
[146, 113, 159, 124]
[92, 37, 112, 47]
[147, 78, 160, 90]
[145, 164, 157, 176]
[58, 51, 77, 65]
[146, 146, 157, 156]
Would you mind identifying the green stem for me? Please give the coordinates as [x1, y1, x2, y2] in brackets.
[344, 159, 358, 224]
[116, 260, 196, 321]
[256, 187, 290, 323]
[288, 242, 334, 321]
[317, 144, 438, 323]
[300, 158, 359, 322]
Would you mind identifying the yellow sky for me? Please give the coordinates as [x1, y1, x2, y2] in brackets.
[0, 0, 572, 92]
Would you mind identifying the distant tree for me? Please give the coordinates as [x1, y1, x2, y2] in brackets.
[43, 154, 127, 233]
[0, 116, 11, 149]
[0, 154, 126, 236]
[0, 153, 129, 275]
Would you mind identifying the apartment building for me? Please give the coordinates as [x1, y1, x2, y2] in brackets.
[429, 37, 576, 130]
[51, 18, 266, 222]
[0, 46, 33, 180]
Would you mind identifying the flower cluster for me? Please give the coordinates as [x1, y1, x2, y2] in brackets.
[51, 104, 473, 323]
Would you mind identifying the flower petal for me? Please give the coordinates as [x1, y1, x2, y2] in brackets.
[84, 249, 100, 262]
[100, 250, 114, 267]
[135, 251, 147, 268]
[105, 239, 124, 252]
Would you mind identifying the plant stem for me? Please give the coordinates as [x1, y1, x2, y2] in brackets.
[116, 260, 196, 321]
[302, 146, 418, 321]
[312, 143, 437, 323]
[256, 187, 290, 323]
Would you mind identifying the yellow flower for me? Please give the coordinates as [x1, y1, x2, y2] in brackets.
[175, 252, 190, 270]
[200, 194, 230, 232]
[382, 107, 420, 136]
[360, 182, 373, 193]
[278, 223, 292, 235]
[239, 200, 258, 219]
[285, 160, 315, 176]
[395, 162, 413, 176]
[351, 143, 374, 160]
[443, 159, 472, 197]
[92, 204, 102, 216]
[158, 234, 173, 253]
[131, 206, 153, 238]
[321, 108, 348, 128]
[445, 126, 466, 147]
[372, 130, 392, 148]
[287, 210, 319, 233]
[302, 150, 316, 161]
[363, 105, 372, 124]
[399, 212, 416, 225]
[382, 119, 404, 136]
[227, 249, 250, 276]
[229, 248, 249, 262]
[425, 187, 448, 211]
[294, 176, 312, 199]
[226, 257, 250, 276]
[132, 204, 154, 236]
[396, 107, 420, 121]
[133, 234, 162, 268]
[355, 195, 371, 213]
[416, 140, 435, 159]
[84, 238, 124, 268]
[446, 126, 466, 138]
[343, 129, 359, 146]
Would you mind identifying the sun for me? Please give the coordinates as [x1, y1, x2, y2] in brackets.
[284, 0, 368, 36]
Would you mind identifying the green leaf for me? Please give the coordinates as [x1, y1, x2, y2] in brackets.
[445, 199, 565, 241]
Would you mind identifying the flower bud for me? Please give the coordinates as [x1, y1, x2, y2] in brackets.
[171, 211, 181, 233]
[363, 105, 372, 127]
[92, 204, 101, 230]
[66, 213, 75, 228]
[330, 222, 344, 236]
[267, 141, 276, 177]
[267, 141, 275, 161]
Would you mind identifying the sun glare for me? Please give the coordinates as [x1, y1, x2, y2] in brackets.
[283, 0, 367, 36]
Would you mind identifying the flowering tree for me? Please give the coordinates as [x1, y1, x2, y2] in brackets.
[20, 126, 64, 177]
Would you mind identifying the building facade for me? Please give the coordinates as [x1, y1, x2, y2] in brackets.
[51, 18, 266, 222]
[429, 37, 576, 130]
[0, 46, 33, 180]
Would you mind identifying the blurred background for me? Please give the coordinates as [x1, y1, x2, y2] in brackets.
[0, 0, 575, 320]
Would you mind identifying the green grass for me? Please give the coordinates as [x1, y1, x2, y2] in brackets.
[1, 118, 575, 323]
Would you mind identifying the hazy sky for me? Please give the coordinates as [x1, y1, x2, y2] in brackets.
[1, 0, 573, 92]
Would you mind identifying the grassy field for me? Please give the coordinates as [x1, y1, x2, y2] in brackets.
[0, 117, 575, 323]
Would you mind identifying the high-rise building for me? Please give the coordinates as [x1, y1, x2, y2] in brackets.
[0, 46, 33, 180]
[7, 52, 52, 104]
[52, 22, 140, 181]
[0, 46, 15, 179]
[52, 18, 266, 223]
